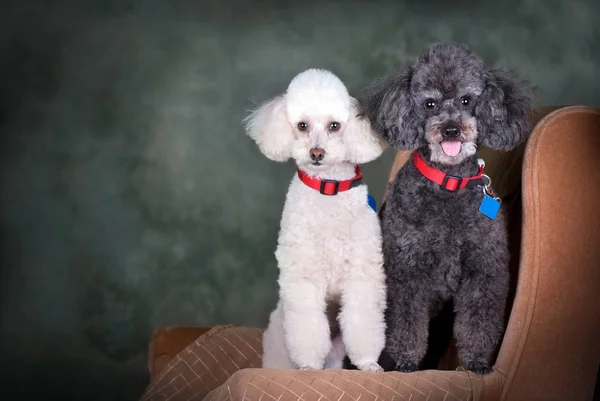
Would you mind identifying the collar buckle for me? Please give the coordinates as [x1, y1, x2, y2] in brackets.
[319, 179, 340, 195]
[441, 175, 463, 191]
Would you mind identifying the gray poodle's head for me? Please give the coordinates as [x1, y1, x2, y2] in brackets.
[360, 43, 533, 165]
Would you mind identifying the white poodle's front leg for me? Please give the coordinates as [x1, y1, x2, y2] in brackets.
[280, 278, 331, 370]
[339, 272, 386, 372]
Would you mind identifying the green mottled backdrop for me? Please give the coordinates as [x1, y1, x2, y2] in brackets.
[0, 0, 598, 399]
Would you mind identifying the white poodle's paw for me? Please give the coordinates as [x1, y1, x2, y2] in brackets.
[355, 361, 383, 373]
[298, 366, 320, 371]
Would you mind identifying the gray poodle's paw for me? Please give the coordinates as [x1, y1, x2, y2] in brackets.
[394, 361, 418, 373]
[466, 361, 493, 375]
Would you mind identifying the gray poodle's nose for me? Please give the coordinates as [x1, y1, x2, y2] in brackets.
[310, 148, 325, 161]
[442, 123, 461, 139]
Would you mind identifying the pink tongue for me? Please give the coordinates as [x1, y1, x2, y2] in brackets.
[441, 140, 462, 157]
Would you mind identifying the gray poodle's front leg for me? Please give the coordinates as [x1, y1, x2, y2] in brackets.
[385, 275, 431, 372]
[453, 239, 510, 375]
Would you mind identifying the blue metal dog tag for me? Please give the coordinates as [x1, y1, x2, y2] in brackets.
[367, 193, 377, 212]
[479, 194, 501, 220]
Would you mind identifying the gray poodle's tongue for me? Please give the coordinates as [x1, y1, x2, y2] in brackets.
[441, 139, 462, 156]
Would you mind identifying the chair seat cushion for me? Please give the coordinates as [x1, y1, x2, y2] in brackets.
[141, 326, 485, 401]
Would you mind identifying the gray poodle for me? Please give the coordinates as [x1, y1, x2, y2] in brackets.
[358, 43, 533, 374]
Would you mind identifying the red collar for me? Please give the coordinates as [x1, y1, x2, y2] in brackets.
[297, 165, 363, 195]
[413, 151, 485, 191]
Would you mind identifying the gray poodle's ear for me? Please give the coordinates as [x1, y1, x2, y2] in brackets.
[342, 97, 389, 164]
[243, 95, 294, 162]
[359, 69, 423, 150]
[474, 70, 533, 151]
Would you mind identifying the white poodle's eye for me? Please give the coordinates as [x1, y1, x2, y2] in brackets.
[425, 99, 436, 109]
[461, 96, 471, 107]
[329, 122, 341, 132]
[297, 122, 308, 131]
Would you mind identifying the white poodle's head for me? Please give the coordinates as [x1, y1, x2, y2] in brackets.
[243, 69, 387, 173]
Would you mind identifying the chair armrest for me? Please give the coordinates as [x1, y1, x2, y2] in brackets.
[494, 106, 600, 401]
[147, 326, 213, 380]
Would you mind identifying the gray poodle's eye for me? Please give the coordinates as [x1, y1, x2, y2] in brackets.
[461, 96, 471, 107]
[297, 122, 308, 131]
[329, 122, 341, 132]
[424, 99, 436, 110]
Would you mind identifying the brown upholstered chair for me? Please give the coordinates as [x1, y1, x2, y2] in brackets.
[141, 106, 600, 401]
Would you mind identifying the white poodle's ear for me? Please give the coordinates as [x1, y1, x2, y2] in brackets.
[243, 96, 294, 162]
[343, 97, 389, 164]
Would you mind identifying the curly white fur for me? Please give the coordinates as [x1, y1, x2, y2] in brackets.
[244, 69, 388, 372]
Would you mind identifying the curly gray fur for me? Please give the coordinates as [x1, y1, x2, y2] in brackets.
[359, 43, 533, 374]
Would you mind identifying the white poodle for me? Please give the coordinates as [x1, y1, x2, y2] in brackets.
[243, 68, 388, 372]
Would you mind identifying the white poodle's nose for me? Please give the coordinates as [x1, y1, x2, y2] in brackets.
[309, 148, 325, 162]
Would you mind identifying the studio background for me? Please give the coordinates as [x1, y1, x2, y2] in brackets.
[1, 0, 598, 400]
